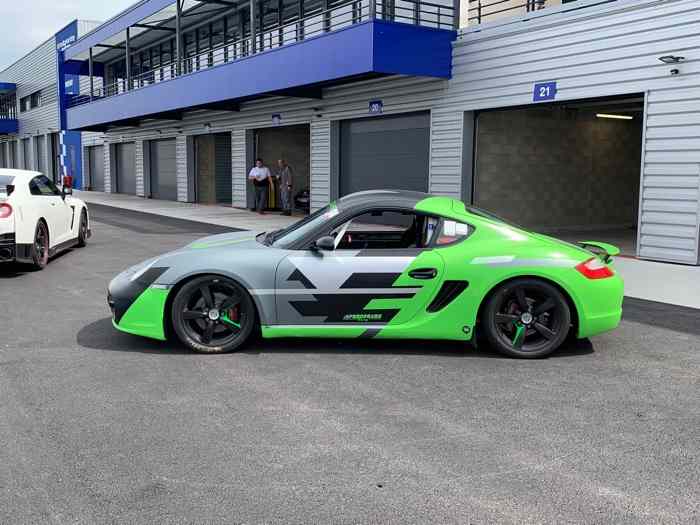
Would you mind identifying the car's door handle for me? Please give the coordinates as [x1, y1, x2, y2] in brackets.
[408, 268, 438, 280]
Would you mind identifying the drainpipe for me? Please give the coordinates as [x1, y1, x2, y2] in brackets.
[250, 0, 257, 54]
[125, 27, 132, 91]
[176, 0, 182, 74]
[370, 0, 376, 19]
[453, 0, 460, 30]
[89, 47, 94, 101]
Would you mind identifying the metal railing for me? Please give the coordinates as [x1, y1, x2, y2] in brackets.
[0, 93, 17, 120]
[66, 0, 456, 109]
[468, 0, 573, 25]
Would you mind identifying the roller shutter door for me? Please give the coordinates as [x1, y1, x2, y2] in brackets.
[36, 136, 46, 174]
[88, 146, 105, 192]
[340, 112, 430, 196]
[150, 139, 178, 201]
[215, 133, 232, 204]
[115, 142, 136, 195]
[22, 138, 30, 170]
[0, 143, 6, 168]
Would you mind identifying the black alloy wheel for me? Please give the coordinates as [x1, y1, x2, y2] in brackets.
[77, 210, 88, 247]
[171, 275, 256, 353]
[30, 221, 49, 270]
[483, 278, 571, 358]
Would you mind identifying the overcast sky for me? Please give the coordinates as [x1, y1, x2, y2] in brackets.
[1, 0, 136, 70]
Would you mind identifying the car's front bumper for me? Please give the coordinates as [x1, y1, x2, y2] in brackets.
[108, 265, 170, 341]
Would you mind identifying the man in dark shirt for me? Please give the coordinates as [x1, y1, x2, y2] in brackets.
[277, 159, 293, 216]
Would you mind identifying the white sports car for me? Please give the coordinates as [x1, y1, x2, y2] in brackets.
[0, 169, 90, 270]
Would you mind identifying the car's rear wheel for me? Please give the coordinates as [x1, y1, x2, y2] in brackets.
[30, 221, 49, 270]
[483, 278, 571, 358]
[171, 275, 256, 353]
[77, 210, 88, 247]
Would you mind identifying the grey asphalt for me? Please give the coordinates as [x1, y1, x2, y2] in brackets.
[0, 204, 698, 524]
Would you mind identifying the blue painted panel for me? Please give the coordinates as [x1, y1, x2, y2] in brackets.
[65, 0, 175, 60]
[0, 119, 19, 134]
[372, 22, 455, 79]
[66, 21, 456, 131]
[0, 82, 16, 93]
[64, 60, 105, 78]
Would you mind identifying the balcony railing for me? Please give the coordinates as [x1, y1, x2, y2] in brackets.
[468, 0, 579, 25]
[66, 0, 456, 109]
[0, 93, 17, 121]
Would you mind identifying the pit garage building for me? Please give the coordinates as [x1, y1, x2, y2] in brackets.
[60, 0, 700, 265]
[0, 20, 103, 188]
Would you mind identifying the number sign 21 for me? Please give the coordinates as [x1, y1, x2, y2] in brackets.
[533, 82, 557, 102]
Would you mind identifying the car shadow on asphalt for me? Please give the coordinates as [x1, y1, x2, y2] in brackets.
[77, 317, 595, 358]
[0, 250, 76, 278]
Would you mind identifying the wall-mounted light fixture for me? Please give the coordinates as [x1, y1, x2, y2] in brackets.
[658, 55, 685, 64]
[596, 113, 634, 120]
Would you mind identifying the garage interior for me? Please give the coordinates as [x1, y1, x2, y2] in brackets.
[252, 124, 310, 213]
[473, 95, 644, 255]
[195, 133, 232, 204]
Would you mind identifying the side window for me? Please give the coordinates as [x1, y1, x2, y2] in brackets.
[435, 219, 472, 246]
[329, 210, 438, 250]
[29, 175, 60, 196]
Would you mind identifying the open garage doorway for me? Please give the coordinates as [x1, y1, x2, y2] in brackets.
[195, 133, 232, 204]
[253, 124, 310, 214]
[473, 95, 644, 256]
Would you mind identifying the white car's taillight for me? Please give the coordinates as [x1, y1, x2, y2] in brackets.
[0, 203, 12, 219]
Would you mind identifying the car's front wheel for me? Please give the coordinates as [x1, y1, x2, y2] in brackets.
[171, 275, 256, 353]
[483, 278, 571, 358]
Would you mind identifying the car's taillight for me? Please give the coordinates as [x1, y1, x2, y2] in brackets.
[0, 203, 12, 219]
[575, 257, 614, 279]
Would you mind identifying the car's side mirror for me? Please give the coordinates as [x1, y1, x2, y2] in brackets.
[313, 236, 335, 252]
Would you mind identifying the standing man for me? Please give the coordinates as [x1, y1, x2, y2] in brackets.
[277, 159, 294, 216]
[248, 158, 271, 214]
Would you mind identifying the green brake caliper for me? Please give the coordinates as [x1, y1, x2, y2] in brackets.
[220, 312, 241, 329]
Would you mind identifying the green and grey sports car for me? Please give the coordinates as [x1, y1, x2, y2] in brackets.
[108, 190, 624, 358]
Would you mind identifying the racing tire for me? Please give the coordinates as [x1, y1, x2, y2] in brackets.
[483, 278, 571, 359]
[77, 210, 88, 247]
[30, 221, 49, 271]
[171, 275, 256, 354]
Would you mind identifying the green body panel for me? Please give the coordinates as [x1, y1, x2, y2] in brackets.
[113, 287, 169, 341]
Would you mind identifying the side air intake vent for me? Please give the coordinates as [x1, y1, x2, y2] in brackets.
[427, 280, 469, 313]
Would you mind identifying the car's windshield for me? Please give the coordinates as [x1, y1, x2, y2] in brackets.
[267, 202, 340, 249]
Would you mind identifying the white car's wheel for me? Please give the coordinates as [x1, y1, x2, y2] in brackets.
[30, 221, 49, 270]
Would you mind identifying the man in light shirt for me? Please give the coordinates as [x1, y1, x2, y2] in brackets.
[248, 158, 271, 214]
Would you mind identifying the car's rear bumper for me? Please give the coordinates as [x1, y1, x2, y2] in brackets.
[575, 273, 625, 339]
[0, 233, 15, 262]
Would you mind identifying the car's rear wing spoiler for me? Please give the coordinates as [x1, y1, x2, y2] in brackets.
[578, 241, 620, 263]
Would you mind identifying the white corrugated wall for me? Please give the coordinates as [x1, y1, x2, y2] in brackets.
[434, 0, 700, 264]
